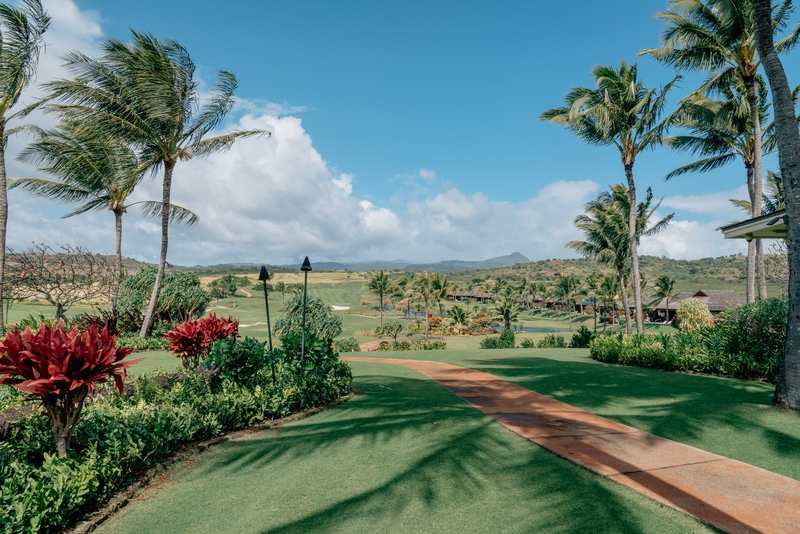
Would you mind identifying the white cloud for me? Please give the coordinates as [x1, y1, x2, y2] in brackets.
[419, 168, 436, 182]
[640, 218, 747, 259]
[661, 185, 749, 219]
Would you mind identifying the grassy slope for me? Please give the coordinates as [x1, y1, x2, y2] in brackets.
[96, 362, 711, 534]
[355, 349, 800, 481]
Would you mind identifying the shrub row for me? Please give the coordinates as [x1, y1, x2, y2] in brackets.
[589, 299, 786, 382]
[375, 340, 447, 351]
[480, 327, 592, 349]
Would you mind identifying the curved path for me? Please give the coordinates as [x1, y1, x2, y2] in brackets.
[344, 356, 800, 534]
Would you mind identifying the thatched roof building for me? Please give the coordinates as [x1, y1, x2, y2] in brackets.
[652, 290, 746, 321]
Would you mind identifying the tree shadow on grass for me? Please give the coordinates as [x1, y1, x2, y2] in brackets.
[169, 370, 707, 533]
[465, 354, 800, 479]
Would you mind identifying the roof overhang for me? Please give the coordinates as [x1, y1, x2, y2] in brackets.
[720, 209, 787, 240]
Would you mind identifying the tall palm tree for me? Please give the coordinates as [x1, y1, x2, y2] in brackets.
[530, 282, 547, 317]
[429, 272, 452, 340]
[665, 78, 774, 301]
[273, 281, 288, 310]
[555, 275, 580, 331]
[643, 0, 799, 301]
[40, 31, 268, 337]
[599, 274, 623, 332]
[650, 275, 681, 323]
[0, 0, 50, 332]
[367, 270, 392, 328]
[12, 123, 198, 311]
[413, 272, 435, 341]
[567, 184, 673, 335]
[752, 0, 800, 408]
[542, 61, 680, 334]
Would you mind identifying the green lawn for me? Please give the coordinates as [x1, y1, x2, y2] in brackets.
[96, 361, 711, 534]
[355, 348, 800, 481]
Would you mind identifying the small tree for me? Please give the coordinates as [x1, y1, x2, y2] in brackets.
[6, 243, 114, 321]
[0, 323, 141, 457]
[208, 275, 238, 299]
[164, 313, 239, 369]
[379, 321, 403, 343]
[274, 296, 343, 341]
[367, 270, 392, 327]
[676, 299, 714, 332]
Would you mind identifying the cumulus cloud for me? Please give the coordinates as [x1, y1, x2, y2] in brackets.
[661, 185, 749, 220]
[418, 168, 436, 182]
[640, 218, 747, 259]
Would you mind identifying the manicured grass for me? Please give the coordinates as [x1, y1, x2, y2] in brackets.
[96, 362, 711, 534]
[358, 348, 800, 481]
[128, 351, 181, 376]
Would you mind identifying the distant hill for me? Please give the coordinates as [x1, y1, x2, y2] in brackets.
[278, 252, 532, 273]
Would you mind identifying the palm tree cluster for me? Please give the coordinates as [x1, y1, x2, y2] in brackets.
[3, 10, 268, 335]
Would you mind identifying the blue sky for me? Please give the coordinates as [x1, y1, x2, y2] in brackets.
[8, 0, 799, 265]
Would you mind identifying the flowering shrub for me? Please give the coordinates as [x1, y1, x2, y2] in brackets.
[164, 313, 239, 369]
[676, 299, 715, 332]
[0, 323, 141, 457]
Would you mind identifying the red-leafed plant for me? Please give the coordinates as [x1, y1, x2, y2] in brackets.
[0, 323, 142, 457]
[164, 313, 239, 369]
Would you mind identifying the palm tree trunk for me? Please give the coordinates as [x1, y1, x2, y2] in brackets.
[0, 118, 7, 335]
[747, 239, 756, 303]
[744, 74, 767, 302]
[139, 160, 174, 338]
[757, 239, 768, 300]
[439, 303, 445, 340]
[618, 268, 633, 336]
[424, 301, 429, 341]
[625, 163, 645, 334]
[379, 293, 383, 328]
[111, 210, 123, 313]
[753, 0, 800, 408]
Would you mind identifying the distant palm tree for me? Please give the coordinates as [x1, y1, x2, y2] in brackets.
[494, 295, 520, 332]
[393, 274, 415, 337]
[0, 0, 50, 332]
[585, 272, 604, 332]
[273, 281, 288, 309]
[568, 184, 673, 335]
[429, 272, 452, 340]
[367, 270, 392, 327]
[530, 282, 547, 317]
[41, 31, 268, 337]
[599, 274, 623, 331]
[555, 275, 580, 331]
[542, 61, 680, 334]
[650, 275, 681, 323]
[413, 272, 435, 341]
[448, 305, 468, 332]
[12, 123, 198, 311]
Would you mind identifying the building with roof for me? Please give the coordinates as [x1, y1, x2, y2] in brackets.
[652, 290, 746, 322]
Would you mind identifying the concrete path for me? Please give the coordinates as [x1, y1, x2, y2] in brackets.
[345, 356, 800, 534]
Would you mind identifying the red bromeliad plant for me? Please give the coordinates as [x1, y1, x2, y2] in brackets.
[0, 323, 142, 457]
[164, 313, 239, 369]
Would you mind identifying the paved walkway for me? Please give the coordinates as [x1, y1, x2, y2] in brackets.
[345, 356, 800, 534]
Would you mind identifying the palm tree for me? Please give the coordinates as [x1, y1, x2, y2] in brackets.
[0, 0, 50, 332]
[555, 275, 580, 331]
[752, 0, 800, 408]
[448, 305, 468, 333]
[644, 0, 799, 302]
[542, 61, 680, 334]
[12, 123, 199, 311]
[664, 79, 774, 301]
[40, 31, 267, 337]
[413, 272, 435, 341]
[599, 274, 623, 332]
[393, 274, 416, 337]
[494, 294, 520, 332]
[516, 277, 530, 309]
[650, 275, 681, 323]
[429, 272, 452, 340]
[567, 184, 673, 335]
[585, 272, 604, 332]
[367, 270, 392, 328]
[273, 281, 288, 309]
[530, 282, 547, 317]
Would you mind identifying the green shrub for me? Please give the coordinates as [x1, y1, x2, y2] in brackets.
[376, 340, 413, 351]
[538, 334, 566, 348]
[480, 330, 515, 349]
[411, 340, 446, 350]
[570, 326, 595, 348]
[0, 332, 353, 533]
[116, 334, 170, 351]
[519, 338, 536, 348]
[676, 299, 714, 331]
[206, 336, 268, 390]
[334, 337, 361, 352]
